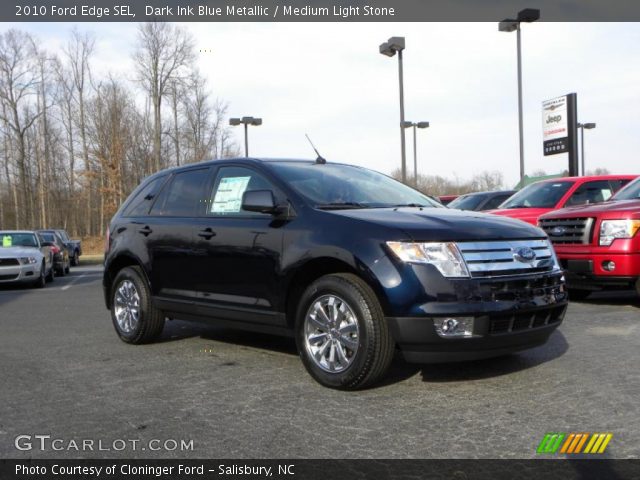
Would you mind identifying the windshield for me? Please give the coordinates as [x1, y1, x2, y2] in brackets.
[448, 194, 484, 210]
[268, 162, 444, 209]
[1, 232, 38, 248]
[612, 177, 640, 200]
[500, 181, 573, 209]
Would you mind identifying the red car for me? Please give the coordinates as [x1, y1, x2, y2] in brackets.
[539, 176, 640, 299]
[486, 175, 637, 225]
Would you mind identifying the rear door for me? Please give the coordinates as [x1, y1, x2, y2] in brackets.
[143, 167, 210, 308]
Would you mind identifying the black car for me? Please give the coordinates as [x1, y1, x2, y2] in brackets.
[103, 159, 567, 389]
[53, 229, 82, 266]
[447, 190, 517, 211]
[37, 230, 71, 276]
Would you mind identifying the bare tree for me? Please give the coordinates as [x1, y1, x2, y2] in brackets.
[0, 30, 44, 228]
[133, 22, 194, 173]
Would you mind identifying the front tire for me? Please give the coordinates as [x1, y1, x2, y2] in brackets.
[46, 264, 55, 282]
[72, 251, 79, 266]
[295, 273, 395, 390]
[33, 262, 46, 289]
[111, 266, 164, 344]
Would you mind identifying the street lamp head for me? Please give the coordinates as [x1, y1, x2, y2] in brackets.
[251, 118, 263, 126]
[241, 116, 255, 124]
[379, 36, 405, 57]
[417, 121, 430, 129]
[583, 123, 596, 129]
[229, 118, 241, 126]
[402, 121, 413, 128]
[379, 41, 396, 57]
[517, 8, 540, 22]
[499, 19, 518, 32]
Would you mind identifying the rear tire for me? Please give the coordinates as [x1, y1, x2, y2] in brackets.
[295, 273, 395, 390]
[72, 251, 79, 266]
[64, 260, 70, 275]
[569, 289, 591, 301]
[33, 262, 46, 289]
[111, 266, 164, 344]
[46, 264, 55, 282]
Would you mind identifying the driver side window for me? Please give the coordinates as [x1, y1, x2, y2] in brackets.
[207, 166, 277, 217]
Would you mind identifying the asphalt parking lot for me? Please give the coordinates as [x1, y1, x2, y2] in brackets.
[0, 265, 638, 459]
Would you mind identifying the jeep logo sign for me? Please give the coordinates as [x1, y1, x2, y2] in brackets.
[542, 95, 570, 156]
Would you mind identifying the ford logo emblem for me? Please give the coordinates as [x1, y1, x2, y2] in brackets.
[513, 246, 536, 263]
[549, 226, 566, 236]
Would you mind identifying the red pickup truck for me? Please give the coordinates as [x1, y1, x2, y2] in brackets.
[539, 176, 640, 299]
[486, 175, 637, 225]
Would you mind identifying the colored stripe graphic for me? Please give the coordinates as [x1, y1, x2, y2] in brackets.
[540, 433, 613, 454]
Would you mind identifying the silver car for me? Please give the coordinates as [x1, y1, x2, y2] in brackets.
[0, 231, 55, 288]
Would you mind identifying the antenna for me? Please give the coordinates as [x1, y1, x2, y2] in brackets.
[305, 134, 326, 164]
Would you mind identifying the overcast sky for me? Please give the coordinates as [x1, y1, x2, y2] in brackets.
[14, 21, 640, 187]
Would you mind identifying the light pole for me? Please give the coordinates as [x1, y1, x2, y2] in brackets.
[577, 122, 596, 176]
[403, 121, 430, 185]
[499, 8, 540, 183]
[379, 36, 408, 184]
[229, 116, 262, 157]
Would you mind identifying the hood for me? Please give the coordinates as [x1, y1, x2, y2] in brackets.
[0, 246, 42, 258]
[484, 207, 550, 226]
[541, 199, 640, 219]
[329, 207, 545, 242]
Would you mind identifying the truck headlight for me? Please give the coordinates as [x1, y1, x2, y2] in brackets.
[386, 241, 470, 278]
[19, 257, 38, 265]
[599, 220, 640, 246]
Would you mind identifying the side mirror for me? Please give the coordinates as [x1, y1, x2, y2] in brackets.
[41, 242, 55, 247]
[242, 190, 279, 215]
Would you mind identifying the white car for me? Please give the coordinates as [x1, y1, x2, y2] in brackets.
[0, 231, 55, 288]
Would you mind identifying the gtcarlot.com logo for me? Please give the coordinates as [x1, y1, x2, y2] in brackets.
[536, 432, 613, 455]
[15, 435, 194, 452]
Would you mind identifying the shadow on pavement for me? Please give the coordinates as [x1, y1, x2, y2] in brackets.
[578, 289, 639, 307]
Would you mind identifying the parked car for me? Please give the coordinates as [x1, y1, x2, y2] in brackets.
[103, 158, 567, 389]
[438, 194, 458, 206]
[0, 230, 55, 288]
[486, 175, 636, 225]
[448, 190, 516, 211]
[539, 176, 640, 299]
[53, 229, 82, 266]
[36, 230, 71, 276]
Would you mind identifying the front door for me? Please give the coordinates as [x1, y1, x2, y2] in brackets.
[192, 165, 287, 326]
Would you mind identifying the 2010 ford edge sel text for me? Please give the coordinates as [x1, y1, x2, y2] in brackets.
[103, 159, 568, 389]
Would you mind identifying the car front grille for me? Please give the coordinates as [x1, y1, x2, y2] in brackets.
[0, 274, 19, 281]
[457, 239, 557, 278]
[539, 217, 594, 245]
[488, 305, 566, 335]
[475, 273, 565, 302]
[0, 258, 20, 266]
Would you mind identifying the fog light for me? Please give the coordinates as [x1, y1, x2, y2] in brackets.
[602, 260, 616, 272]
[434, 317, 474, 338]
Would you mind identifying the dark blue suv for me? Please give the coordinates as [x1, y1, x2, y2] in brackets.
[103, 158, 568, 389]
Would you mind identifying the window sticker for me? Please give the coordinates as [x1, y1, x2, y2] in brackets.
[2, 235, 12, 247]
[211, 176, 251, 213]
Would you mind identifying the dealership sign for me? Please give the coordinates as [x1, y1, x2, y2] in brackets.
[542, 95, 569, 155]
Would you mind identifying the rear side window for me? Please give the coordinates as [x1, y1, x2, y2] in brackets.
[565, 180, 615, 207]
[150, 168, 209, 217]
[123, 176, 167, 217]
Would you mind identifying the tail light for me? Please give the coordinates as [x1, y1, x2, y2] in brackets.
[51, 246, 60, 254]
[105, 226, 111, 253]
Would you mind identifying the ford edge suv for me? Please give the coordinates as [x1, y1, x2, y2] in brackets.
[103, 158, 568, 389]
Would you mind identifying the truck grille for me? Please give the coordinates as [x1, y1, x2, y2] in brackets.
[457, 239, 557, 278]
[489, 305, 566, 334]
[539, 217, 594, 245]
[0, 258, 20, 266]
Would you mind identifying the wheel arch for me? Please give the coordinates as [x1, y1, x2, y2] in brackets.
[283, 256, 391, 329]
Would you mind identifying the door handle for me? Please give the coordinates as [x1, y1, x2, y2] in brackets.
[138, 226, 153, 236]
[198, 228, 216, 239]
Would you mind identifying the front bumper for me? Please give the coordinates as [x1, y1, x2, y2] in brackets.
[388, 304, 566, 363]
[0, 263, 40, 284]
[557, 254, 640, 291]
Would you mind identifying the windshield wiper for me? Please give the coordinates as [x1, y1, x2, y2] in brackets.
[316, 202, 369, 210]
[392, 203, 427, 208]
[504, 204, 534, 209]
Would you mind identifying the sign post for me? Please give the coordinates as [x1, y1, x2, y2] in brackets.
[542, 93, 579, 176]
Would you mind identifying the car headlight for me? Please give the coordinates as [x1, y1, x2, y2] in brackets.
[19, 257, 38, 265]
[386, 241, 469, 278]
[599, 220, 640, 246]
